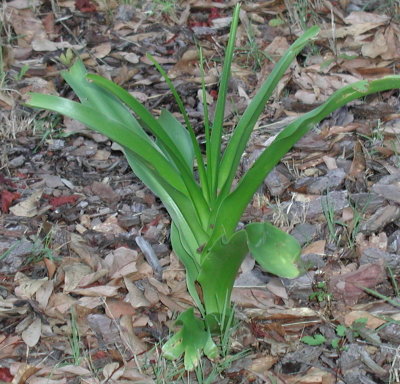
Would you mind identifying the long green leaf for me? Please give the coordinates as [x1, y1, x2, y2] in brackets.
[157, 109, 194, 170]
[123, 149, 208, 246]
[170, 224, 204, 314]
[147, 54, 210, 204]
[208, 3, 240, 197]
[216, 26, 320, 199]
[62, 60, 149, 139]
[27, 94, 189, 194]
[86, 73, 210, 226]
[210, 76, 400, 241]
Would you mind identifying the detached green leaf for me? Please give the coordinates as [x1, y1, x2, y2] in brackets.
[246, 222, 301, 278]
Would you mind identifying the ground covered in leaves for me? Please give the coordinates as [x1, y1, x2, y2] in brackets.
[1, 0, 400, 383]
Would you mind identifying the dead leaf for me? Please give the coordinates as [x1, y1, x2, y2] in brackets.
[344, 310, 385, 329]
[329, 263, 386, 305]
[124, 278, 150, 308]
[63, 263, 92, 292]
[71, 286, 119, 297]
[21, 318, 41, 347]
[9, 190, 43, 217]
[302, 240, 326, 255]
[10, 364, 39, 384]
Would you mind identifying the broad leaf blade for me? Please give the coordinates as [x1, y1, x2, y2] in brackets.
[162, 308, 218, 371]
[170, 224, 204, 314]
[197, 230, 248, 316]
[246, 222, 301, 278]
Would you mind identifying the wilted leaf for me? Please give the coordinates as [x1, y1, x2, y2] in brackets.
[9, 190, 42, 217]
[1, 190, 21, 213]
[21, 318, 42, 347]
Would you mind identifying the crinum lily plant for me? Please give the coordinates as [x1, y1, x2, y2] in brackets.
[28, 4, 400, 370]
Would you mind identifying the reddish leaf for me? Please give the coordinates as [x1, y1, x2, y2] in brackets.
[49, 195, 79, 209]
[1, 190, 21, 213]
[0, 174, 16, 188]
[209, 7, 221, 20]
[0, 367, 13, 382]
[75, 0, 97, 12]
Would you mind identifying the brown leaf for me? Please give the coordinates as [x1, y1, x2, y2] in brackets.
[329, 263, 386, 305]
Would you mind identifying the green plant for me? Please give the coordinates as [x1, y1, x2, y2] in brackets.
[26, 4, 400, 370]
[302, 324, 348, 350]
[309, 281, 332, 303]
[13, 64, 30, 81]
[236, 22, 273, 70]
[69, 307, 82, 365]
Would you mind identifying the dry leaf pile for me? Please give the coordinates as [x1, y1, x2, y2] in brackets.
[1, 0, 400, 383]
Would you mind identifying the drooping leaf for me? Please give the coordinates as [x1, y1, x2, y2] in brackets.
[246, 222, 301, 278]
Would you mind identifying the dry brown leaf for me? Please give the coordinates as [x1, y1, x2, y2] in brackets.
[28, 378, 66, 384]
[105, 299, 136, 319]
[36, 280, 54, 310]
[248, 355, 278, 375]
[14, 273, 48, 299]
[6, 8, 47, 47]
[329, 263, 386, 305]
[302, 240, 326, 255]
[124, 277, 151, 308]
[71, 285, 119, 297]
[21, 318, 42, 347]
[120, 315, 147, 355]
[266, 278, 288, 300]
[93, 215, 126, 235]
[9, 190, 42, 217]
[344, 310, 386, 329]
[63, 263, 92, 292]
[92, 42, 112, 59]
[10, 364, 39, 384]
[284, 366, 335, 383]
[104, 247, 138, 278]
[46, 293, 76, 316]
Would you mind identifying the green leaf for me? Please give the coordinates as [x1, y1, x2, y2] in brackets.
[246, 222, 301, 278]
[170, 223, 204, 314]
[336, 325, 347, 337]
[197, 230, 248, 317]
[162, 308, 218, 371]
[208, 3, 241, 196]
[217, 26, 320, 197]
[210, 76, 400, 242]
[123, 149, 208, 247]
[156, 109, 194, 170]
[86, 73, 210, 226]
[301, 334, 326, 346]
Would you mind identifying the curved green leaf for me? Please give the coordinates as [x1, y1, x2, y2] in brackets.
[210, 76, 400, 242]
[217, 26, 320, 197]
[157, 109, 194, 170]
[246, 222, 301, 278]
[27, 94, 188, 195]
[197, 230, 248, 317]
